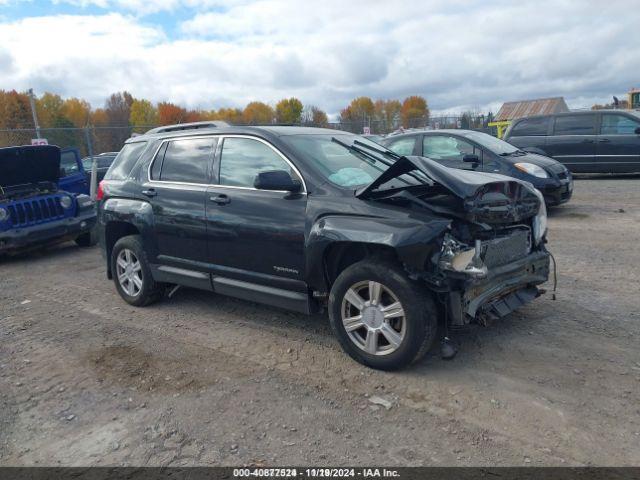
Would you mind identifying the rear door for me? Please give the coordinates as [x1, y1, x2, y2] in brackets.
[597, 113, 640, 173]
[205, 136, 307, 293]
[421, 134, 483, 171]
[59, 147, 89, 194]
[144, 136, 217, 264]
[546, 114, 597, 173]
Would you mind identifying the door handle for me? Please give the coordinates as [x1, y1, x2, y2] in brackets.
[581, 139, 595, 143]
[598, 138, 611, 143]
[209, 194, 230, 205]
[142, 188, 157, 197]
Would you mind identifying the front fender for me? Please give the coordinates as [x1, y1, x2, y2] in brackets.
[305, 214, 451, 291]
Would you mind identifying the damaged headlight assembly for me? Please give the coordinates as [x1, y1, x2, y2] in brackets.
[531, 188, 547, 245]
[438, 234, 488, 278]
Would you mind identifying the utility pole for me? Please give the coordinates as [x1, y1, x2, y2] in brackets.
[28, 88, 41, 139]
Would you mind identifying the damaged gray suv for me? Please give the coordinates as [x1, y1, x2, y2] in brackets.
[98, 125, 551, 370]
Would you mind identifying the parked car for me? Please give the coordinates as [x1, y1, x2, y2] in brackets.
[81, 152, 119, 183]
[0, 145, 97, 253]
[59, 147, 90, 195]
[362, 134, 384, 144]
[381, 130, 573, 206]
[97, 125, 551, 370]
[503, 109, 640, 173]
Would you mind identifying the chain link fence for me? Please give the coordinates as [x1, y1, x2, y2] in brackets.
[0, 125, 155, 157]
[0, 115, 497, 156]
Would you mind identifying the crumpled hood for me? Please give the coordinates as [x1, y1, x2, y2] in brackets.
[356, 155, 541, 223]
[0, 145, 61, 188]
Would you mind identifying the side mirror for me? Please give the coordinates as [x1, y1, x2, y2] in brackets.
[254, 170, 301, 192]
[463, 154, 480, 164]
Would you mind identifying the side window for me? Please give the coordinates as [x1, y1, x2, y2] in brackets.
[157, 138, 216, 183]
[422, 135, 475, 163]
[601, 114, 640, 135]
[219, 137, 297, 188]
[554, 115, 596, 135]
[60, 151, 80, 176]
[107, 142, 148, 180]
[387, 137, 416, 156]
[511, 117, 550, 136]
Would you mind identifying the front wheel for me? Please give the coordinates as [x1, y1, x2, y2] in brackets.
[111, 235, 163, 307]
[328, 260, 438, 370]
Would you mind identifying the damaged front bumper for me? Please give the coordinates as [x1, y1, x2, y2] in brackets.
[0, 210, 96, 253]
[446, 249, 550, 326]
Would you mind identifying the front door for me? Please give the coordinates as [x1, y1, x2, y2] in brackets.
[59, 147, 89, 194]
[421, 134, 483, 171]
[597, 113, 640, 173]
[546, 114, 597, 173]
[205, 136, 307, 290]
[144, 136, 217, 264]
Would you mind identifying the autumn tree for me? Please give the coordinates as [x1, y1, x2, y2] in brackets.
[36, 92, 64, 128]
[62, 97, 91, 127]
[105, 91, 134, 126]
[157, 102, 187, 125]
[0, 90, 32, 129]
[129, 99, 158, 128]
[301, 105, 328, 127]
[242, 101, 274, 125]
[339, 96, 375, 133]
[373, 99, 401, 132]
[275, 97, 303, 124]
[401, 95, 429, 128]
[213, 107, 243, 124]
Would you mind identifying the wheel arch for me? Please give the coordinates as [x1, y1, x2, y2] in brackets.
[305, 214, 450, 293]
[104, 221, 141, 279]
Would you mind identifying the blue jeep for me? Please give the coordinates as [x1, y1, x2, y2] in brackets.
[0, 145, 97, 254]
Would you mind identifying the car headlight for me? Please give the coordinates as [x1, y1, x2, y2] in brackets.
[515, 163, 549, 178]
[531, 188, 547, 245]
[0, 207, 8, 222]
[59, 195, 73, 209]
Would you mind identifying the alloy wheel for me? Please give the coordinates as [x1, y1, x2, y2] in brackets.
[116, 248, 143, 297]
[341, 280, 406, 356]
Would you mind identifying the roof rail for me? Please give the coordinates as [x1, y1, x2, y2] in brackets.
[146, 121, 230, 134]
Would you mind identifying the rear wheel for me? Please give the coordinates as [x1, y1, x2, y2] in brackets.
[328, 260, 438, 370]
[111, 235, 163, 307]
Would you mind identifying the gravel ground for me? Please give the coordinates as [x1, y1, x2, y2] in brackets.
[1, 177, 639, 467]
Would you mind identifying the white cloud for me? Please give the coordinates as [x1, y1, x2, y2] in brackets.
[1, 0, 639, 117]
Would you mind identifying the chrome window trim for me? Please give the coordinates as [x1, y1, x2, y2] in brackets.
[146, 134, 307, 194]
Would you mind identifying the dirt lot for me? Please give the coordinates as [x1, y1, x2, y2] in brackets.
[1, 177, 639, 467]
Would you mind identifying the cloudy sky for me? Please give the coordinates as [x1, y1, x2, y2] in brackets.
[0, 0, 638, 117]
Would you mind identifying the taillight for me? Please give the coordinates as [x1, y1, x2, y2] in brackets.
[96, 181, 105, 201]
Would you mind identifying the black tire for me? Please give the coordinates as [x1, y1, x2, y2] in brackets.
[328, 260, 438, 370]
[110, 235, 163, 307]
[75, 229, 97, 247]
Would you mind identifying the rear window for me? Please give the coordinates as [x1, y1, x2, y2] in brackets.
[510, 117, 550, 136]
[152, 137, 216, 183]
[553, 115, 596, 135]
[106, 142, 148, 180]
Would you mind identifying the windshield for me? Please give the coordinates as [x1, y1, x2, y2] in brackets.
[281, 134, 429, 189]
[460, 131, 519, 155]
